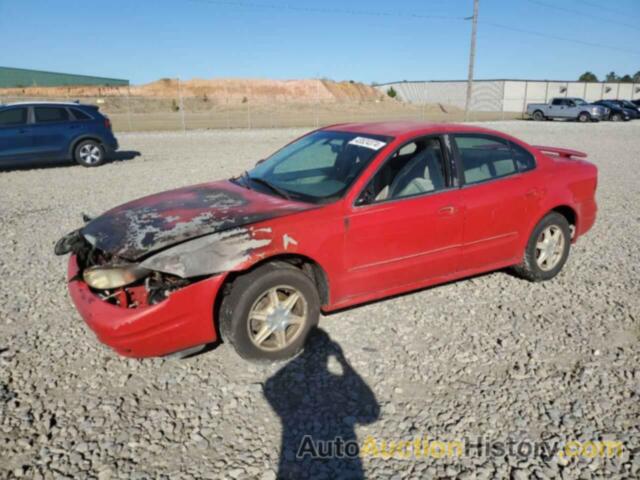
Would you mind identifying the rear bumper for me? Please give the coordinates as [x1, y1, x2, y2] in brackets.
[104, 136, 118, 154]
[67, 255, 223, 357]
[577, 200, 597, 239]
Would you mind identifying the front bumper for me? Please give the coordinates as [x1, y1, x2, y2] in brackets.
[67, 255, 223, 357]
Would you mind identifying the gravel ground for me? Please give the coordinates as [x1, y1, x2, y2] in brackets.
[1, 121, 638, 479]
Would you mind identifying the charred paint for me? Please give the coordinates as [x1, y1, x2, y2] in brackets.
[80, 180, 313, 260]
[141, 226, 274, 278]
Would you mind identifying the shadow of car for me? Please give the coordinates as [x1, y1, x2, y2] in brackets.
[0, 150, 140, 172]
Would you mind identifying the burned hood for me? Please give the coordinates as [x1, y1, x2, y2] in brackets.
[81, 180, 313, 260]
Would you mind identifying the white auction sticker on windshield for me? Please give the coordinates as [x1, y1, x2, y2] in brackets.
[348, 136, 387, 151]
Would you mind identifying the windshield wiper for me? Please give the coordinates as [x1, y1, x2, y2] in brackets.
[248, 176, 291, 200]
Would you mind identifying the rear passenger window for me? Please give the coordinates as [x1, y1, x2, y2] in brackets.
[34, 107, 69, 123]
[454, 135, 517, 185]
[0, 108, 28, 126]
[70, 108, 92, 120]
[510, 142, 536, 172]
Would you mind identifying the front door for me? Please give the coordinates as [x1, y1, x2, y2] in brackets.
[0, 107, 33, 166]
[339, 135, 463, 302]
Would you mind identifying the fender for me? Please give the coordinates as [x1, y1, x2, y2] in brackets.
[519, 196, 579, 256]
[140, 217, 337, 290]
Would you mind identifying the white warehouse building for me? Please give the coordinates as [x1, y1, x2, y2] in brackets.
[375, 80, 640, 113]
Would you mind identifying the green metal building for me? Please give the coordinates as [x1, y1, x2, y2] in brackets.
[0, 66, 129, 88]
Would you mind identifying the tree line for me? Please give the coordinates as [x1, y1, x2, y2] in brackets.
[578, 71, 640, 83]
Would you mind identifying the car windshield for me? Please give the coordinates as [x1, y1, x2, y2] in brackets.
[240, 130, 392, 204]
[621, 100, 635, 108]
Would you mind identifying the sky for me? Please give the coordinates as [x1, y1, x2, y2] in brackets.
[0, 0, 638, 85]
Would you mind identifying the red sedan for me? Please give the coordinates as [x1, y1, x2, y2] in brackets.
[55, 122, 598, 361]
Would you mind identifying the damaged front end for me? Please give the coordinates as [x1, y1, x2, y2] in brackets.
[52, 180, 311, 357]
[55, 228, 196, 310]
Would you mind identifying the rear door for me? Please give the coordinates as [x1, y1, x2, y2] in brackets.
[548, 98, 561, 117]
[30, 106, 74, 159]
[452, 134, 530, 272]
[0, 107, 33, 165]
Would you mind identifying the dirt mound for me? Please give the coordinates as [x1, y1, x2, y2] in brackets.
[0, 78, 386, 104]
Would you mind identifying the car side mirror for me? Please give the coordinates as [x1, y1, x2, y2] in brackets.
[355, 188, 375, 206]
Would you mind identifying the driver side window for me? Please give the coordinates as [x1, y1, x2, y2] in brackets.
[357, 136, 448, 205]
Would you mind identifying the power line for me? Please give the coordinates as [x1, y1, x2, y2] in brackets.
[481, 21, 640, 56]
[188, 0, 465, 20]
[579, 0, 640, 19]
[527, 0, 640, 32]
[189, 0, 640, 57]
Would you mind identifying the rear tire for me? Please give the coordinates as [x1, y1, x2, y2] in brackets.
[610, 113, 622, 122]
[513, 212, 571, 282]
[577, 112, 591, 123]
[532, 110, 545, 121]
[219, 263, 320, 362]
[74, 140, 105, 167]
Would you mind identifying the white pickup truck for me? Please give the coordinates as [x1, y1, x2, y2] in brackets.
[527, 97, 609, 122]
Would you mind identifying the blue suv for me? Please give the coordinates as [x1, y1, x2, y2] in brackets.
[0, 102, 119, 168]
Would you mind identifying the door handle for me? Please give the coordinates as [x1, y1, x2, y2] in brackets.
[438, 205, 457, 216]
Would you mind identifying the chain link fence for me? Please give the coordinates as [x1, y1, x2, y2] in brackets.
[0, 80, 524, 133]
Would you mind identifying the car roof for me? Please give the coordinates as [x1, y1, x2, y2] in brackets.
[0, 101, 91, 108]
[322, 120, 509, 138]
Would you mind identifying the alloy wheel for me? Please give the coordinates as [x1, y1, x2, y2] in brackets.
[79, 144, 102, 164]
[535, 225, 565, 271]
[247, 285, 308, 352]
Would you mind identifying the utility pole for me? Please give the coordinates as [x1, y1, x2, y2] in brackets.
[464, 0, 479, 121]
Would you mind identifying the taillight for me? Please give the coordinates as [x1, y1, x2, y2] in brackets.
[104, 117, 112, 130]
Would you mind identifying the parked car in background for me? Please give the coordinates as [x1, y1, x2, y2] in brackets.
[606, 100, 640, 118]
[593, 100, 633, 121]
[55, 122, 598, 361]
[0, 102, 118, 168]
[527, 97, 608, 122]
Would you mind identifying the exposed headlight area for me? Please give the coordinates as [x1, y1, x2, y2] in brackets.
[83, 263, 192, 308]
[57, 229, 195, 309]
[83, 263, 150, 290]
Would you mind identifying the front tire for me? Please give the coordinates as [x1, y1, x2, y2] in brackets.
[74, 140, 105, 167]
[513, 212, 571, 282]
[577, 112, 591, 123]
[610, 113, 622, 122]
[219, 263, 320, 361]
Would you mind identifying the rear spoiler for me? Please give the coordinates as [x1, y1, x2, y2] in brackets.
[533, 145, 587, 159]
